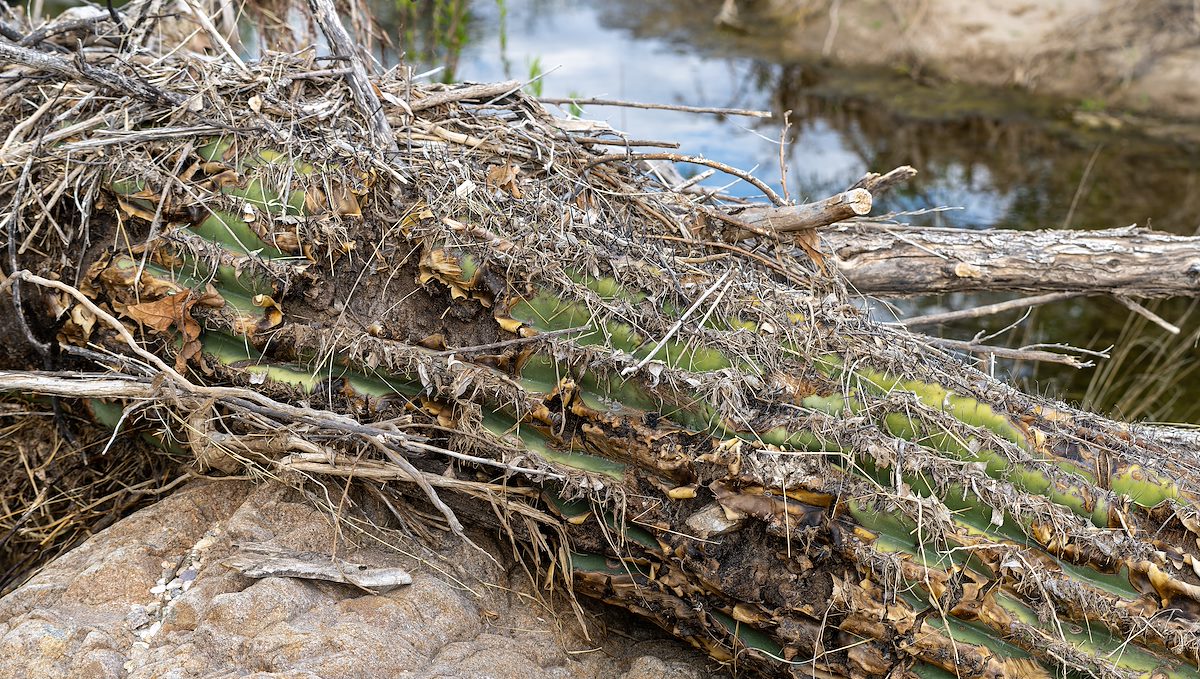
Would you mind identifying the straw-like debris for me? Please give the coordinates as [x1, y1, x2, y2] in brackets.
[2, 2, 1200, 677]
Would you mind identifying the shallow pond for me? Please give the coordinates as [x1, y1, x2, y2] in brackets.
[387, 0, 1200, 423]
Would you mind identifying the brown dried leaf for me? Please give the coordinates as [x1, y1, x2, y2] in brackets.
[303, 184, 361, 217]
[124, 288, 225, 372]
[117, 198, 160, 222]
[794, 229, 826, 273]
[486, 162, 523, 199]
[125, 294, 189, 333]
[329, 184, 361, 216]
[419, 248, 474, 299]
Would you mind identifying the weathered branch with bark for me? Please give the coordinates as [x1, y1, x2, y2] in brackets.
[825, 222, 1200, 297]
[733, 187, 872, 237]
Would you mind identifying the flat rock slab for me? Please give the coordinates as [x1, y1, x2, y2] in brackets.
[0, 477, 705, 679]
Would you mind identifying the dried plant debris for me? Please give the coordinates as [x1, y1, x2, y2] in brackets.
[2, 3, 1200, 678]
[0, 400, 190, 595]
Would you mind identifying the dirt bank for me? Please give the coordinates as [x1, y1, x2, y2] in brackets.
[671, 0, 1200, 124]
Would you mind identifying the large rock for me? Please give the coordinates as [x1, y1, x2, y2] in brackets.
[0, 479, 704, 679]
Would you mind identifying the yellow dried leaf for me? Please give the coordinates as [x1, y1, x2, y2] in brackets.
[496, 316, 523, 333]
[667, 485, 697, 500]
[254, 294, 283, 329]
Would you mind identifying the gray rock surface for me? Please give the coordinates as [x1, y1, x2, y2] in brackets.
[0, 479, 706, 679]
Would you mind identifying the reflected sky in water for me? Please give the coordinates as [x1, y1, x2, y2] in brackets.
[405, 0, 904, 208]
[403, 0, 1200, 237]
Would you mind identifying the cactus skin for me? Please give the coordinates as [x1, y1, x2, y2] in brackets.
[50, 139, 1200, 679]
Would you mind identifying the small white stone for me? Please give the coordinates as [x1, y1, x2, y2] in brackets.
[126, 605, 151, 629]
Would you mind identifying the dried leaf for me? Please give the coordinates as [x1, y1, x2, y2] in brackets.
[486, 162, 523, 199]
[116, 198, 159, 222]
[794, 229, 827, 273]
[419, 248, 474, 299]
[329, 184, 361, 216]
[124, 287, 225, 372]
[253, 294, 283, 329]
[125, 294, 189, 333]
[70, 304, 96, 339]
[496, 316, 523, 334]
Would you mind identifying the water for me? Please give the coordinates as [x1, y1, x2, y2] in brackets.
[384, 0, 1200, 423]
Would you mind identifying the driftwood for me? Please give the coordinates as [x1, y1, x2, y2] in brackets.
[825, 223, 1200, 297]
[224, 543, 413, 592]
[305, 0, 397, 155]
[714, 166, 915, 240]
[0, 41, 184, 105]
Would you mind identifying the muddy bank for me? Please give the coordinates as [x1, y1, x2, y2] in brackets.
[609, 0, 1200, 129]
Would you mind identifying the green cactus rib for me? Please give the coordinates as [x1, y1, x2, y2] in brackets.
[196, 137, 318, 176]
[481, 413, 626, 479]
[107, 147, 304, 261]
[886, 552, 1192, 678]
[714, 430, 1198, 666]
[849, 503, 1197, 673]
[197, 331, 627, 480]
[88, 166, 1200, 679]
[816, 355, 1183, 509]
[509, 291, 732, 372]
[152, 234, 283, 299]
[846, 441, 1200, 647]
[510, 287, 1177, 530]
[510, 294, 845, 452]
[707, 609, 786, 659]
[189, 210, 288, 260]
[809, 364, 1125, 528]
[133, 230, 1185, 602]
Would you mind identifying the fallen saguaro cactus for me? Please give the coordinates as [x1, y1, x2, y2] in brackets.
[2, 3, 1200, 678]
